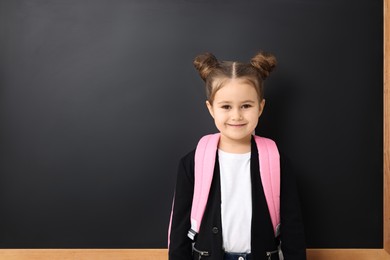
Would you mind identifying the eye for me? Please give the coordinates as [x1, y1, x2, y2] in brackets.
[221, 105, 231, 110]
[241, 104, 252, 109]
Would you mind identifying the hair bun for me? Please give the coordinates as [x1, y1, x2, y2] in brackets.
[193, 53, 219, 81]
[250, 51, 277, 79]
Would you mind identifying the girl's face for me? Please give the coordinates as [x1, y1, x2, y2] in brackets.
[206, 78, 265, 151]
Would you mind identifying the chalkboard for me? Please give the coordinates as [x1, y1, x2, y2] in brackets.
[0, 0, 383, 248]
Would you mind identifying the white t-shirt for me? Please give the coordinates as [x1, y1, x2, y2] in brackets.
[218, 149, 252, 253]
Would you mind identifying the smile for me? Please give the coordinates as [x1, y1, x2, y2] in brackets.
[227, 123, 247, 127]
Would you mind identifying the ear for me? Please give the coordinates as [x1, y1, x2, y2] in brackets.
[258, 99, 266, 117]
[206, 100, 215, 119]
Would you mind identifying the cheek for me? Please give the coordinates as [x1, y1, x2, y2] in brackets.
[249, 112, 260, 123]
[214, 115, 225, 124]
[214, 113, 227, 124]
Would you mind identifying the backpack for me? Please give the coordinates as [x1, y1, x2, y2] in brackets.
[168, 133, 281, 245]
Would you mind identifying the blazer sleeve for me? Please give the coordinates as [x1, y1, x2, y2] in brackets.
[168, 151, 195, 260]
[280, 156, 307, 260]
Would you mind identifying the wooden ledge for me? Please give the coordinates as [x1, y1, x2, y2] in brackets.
[0, 249, 389, 260]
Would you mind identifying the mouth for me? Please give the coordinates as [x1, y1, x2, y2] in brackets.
[227, 123, 247, 127]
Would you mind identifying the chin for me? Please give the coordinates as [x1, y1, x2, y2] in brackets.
[226, 133, 252, 142]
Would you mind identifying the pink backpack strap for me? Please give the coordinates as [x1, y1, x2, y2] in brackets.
[254, 136, 281, 237]
[167, 133, 219, 246]
[188, 133, 220, 240]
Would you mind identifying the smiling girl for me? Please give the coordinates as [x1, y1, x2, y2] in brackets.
[168, 52, 306, 260]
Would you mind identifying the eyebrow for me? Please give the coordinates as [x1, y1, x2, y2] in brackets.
[217, 100, 256, 104]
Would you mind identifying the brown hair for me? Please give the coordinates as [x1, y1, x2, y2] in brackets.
[193, 51, 277, 104]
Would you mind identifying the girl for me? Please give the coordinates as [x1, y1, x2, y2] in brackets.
[168, 52, 306, 260]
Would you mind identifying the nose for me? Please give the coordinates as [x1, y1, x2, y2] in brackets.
[232, 108, 242, 121]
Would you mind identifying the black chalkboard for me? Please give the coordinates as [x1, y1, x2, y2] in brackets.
[0, 0, 383, 248]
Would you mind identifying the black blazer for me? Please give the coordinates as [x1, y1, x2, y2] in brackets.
[169, 137, 306, 260]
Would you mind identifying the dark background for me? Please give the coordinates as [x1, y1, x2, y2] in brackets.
[0, 0, 383, 248]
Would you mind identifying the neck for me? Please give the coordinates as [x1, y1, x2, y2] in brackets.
[218, 135, 251, 154]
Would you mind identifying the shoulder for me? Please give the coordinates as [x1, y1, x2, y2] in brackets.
[279, 153, 289, 170]
[279, 153, 302, 199]
[179, 149, 195, 166]
[176, 149, 196, 182]
[279, 153, 294, 176]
